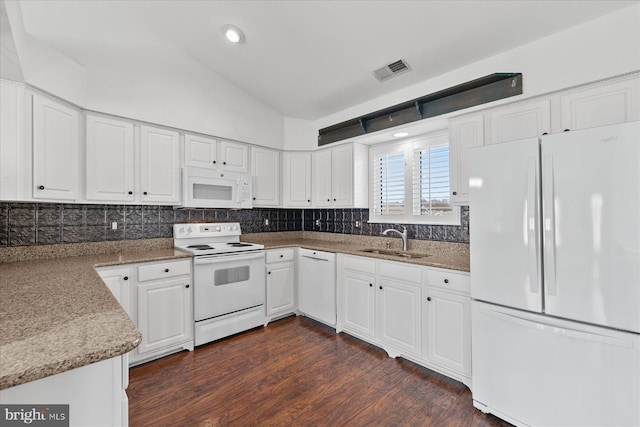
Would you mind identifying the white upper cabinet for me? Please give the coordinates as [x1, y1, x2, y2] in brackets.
[331, 144, 357, 207]
[251, 147, 280, 207]
[184, 133, 217, 169]
[184, 134, 249, 173]
[283, 152, 311, 207]
[85, 114, 135, 202]
[486, 98, 551, 145]
[140, 125, 180, 204]
[558, 76, 640, 132]
[220, 140, 249, 173]
[312, 149, 332, 207]
[32, 94, 81, 201]
[311, 143, 368, 208]
[0, 80, 26, 201]
[86, 118, 179, 204]
[449, 114, 484, 205]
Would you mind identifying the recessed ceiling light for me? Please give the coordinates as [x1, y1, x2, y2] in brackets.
[222, 24, 245, 44]
[393, 132, 409, 138]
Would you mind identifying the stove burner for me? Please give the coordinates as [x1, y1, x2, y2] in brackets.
[226, 243, 253, 247]
[187, 244, 214, 250]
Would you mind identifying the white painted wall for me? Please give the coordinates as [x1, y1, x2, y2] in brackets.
[3, 1, 87, 106]
[285, 4, 640, 151]
[3, 1, 285, 150]
[83, 52, 285, 150]
[283, 117, 316, 151]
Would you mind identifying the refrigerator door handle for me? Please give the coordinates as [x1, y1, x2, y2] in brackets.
[543, 154, 557, 297]
[527, 156, 541, 294]
[480, 306, 634, 348]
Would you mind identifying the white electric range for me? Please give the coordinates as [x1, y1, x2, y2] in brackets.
[174, 222, 265, 346]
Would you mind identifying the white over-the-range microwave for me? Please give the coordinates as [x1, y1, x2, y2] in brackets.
[178, 167, 252, 209]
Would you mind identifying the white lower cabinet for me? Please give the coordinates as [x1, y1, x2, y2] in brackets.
[379, 277, 422, 357]
[337, 254, 471, 388]
[338, 255, 422, 357]
[341, 269, 376, 339]
[97, 258, 194, 367]
[136, 277, 193, 357]
[424, 289, 471, 376]
[0, 356, 128, 427]
[265, 248, 296, 324]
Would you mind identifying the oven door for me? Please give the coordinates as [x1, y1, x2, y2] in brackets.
[193, 251, 265, 321]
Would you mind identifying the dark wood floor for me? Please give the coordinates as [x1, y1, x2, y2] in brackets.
[128, 316, 512, 427]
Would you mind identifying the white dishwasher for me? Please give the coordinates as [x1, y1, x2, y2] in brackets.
[297, 248, 336, 327]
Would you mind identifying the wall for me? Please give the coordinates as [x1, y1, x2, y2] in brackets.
[0, 203, 469, 247]
[3, 1, 285, 150]
[284, 4, 640, 151]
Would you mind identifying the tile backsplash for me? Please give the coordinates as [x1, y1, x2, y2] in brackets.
[0, 202, 468, 247]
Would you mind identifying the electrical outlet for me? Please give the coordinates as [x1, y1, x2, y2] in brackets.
[264, 218, 269, 226]
[111, 220, 118, 231]
[315, 219, 320, 227]
[355, 220, 360, 228]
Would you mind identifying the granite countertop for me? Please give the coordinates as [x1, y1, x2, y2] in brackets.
[0, 247, 191, 390]
[243, 232, 470, 272]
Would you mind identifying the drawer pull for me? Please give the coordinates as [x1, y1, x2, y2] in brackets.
[444, 279, 449, 284]
[185, 284, 190, 288]
[427, 297, 432, 302]
[164, 268, 170, 273]
[123, 276, 129, 281]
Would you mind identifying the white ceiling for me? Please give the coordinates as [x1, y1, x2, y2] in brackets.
[14, 0, 639, 120]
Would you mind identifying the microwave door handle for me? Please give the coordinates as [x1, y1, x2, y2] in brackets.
[236, 177, 241, 203]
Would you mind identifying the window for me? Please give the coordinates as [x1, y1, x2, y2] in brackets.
[370, 132, 459, 225]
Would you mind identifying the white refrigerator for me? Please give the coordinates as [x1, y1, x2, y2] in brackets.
[468, 121, 640, 427]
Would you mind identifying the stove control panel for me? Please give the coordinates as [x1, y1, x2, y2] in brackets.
[173, 222, 241, 238]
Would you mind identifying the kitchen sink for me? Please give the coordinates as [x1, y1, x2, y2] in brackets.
[359, 249, 430, 259]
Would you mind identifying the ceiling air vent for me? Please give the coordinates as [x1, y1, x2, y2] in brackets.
[372, 59, 411, 82]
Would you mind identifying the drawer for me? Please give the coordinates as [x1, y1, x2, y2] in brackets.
[342, 254, 376, 273]
[428, 269, 470, 294]
[137, 259, 191, 282]
[378, 260, 421, 284]
[266, 248, 295, 263]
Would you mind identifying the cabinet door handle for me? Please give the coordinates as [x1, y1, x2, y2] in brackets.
[333, 198, 336, 201]
[379, 285, 383, 290]
[123, 276, 129, 281]
[253, 197, 256, 200]
[268, 271, 271, 275]
[280, 254, 283, 258]
[223, 161, 227, 165]
[38, 185, 45, 190]
[185, 284, 190, 288]
[427, 297, 431, 302]
[213, 160, 217, 164]
[327, 199, 330, 202]
[164, 268, 170, 273]
[563, 129, 570, 132]
[452, 191, 457, 196]
[369, 283, 373, 287]
[143, 191, 148, 195]
[307, 199, 310, 202]
[128, 191, 133, 195]
[444, 279, 449, 284]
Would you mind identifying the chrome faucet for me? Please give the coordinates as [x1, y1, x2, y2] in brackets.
[382, 226, 408, 251]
